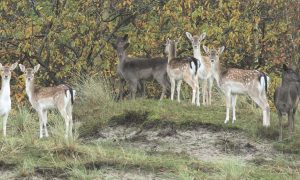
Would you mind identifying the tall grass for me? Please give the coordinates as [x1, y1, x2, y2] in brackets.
[0, 76, 298, 179]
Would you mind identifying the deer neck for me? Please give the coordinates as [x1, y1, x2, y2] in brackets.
[25, 79, 36, 104]
[193, 47, 203, 63]
[0, 78, 11, 98]
[168, 44, 177, 62]
[212, 60, 223, 87]
[117, 50, 126, 70]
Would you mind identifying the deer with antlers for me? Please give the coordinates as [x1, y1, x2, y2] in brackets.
[203, 46, 270, 126]
[0, 62, 18, 136]
[186, 32, 214, 105]
[19, 64, 75, 139]
[165, 38, 200, 106]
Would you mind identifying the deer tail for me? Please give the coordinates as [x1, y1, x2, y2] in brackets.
[64, 85, 75, 105]
[189, 57, 200, 76]
[259, 72, 268, 93]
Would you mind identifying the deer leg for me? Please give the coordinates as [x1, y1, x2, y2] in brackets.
[278, 111, 283, 141]
[292, 108, 297, 132]
[231, 94, 237, 123]
[170, 78, 176, 101]
[141, 81, 146, 98]
[129, 80, 138, 100]
[2, 113, 8, 137]
[249, 94, 270, 127]
[119, 79, 126, 100]
[176, 80, 182, 103]
[42, 110, 49, 137]
[225, 92, 231, 124]
[37, 110, 44, 138]
[208, 77, 214, 105]
[59, 108, 70, 139]
[202, 80, 207, 105]
[67, 103, 73, 138]
[196, 79, 200, 106]
[184, 77, 197, 105]
[288, 110, 294, 139]
[156, 75, 168, 100]
[260, 95, 270, 127]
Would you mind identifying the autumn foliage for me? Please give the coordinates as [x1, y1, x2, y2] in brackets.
[0, 0, 299, 103]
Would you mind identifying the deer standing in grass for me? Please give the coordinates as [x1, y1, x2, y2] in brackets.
[19, 64, 75, 139]
[112, 34, 169, 100]
[186, 32, 214, 105]
[203, 46, 270, 126]
[165, 38, 200, 106]
[0, 63, 18, 136]
[274, 64, 300, 140]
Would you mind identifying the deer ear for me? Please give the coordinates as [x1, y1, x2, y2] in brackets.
[218, 46, 225, 54]
[34, 64, 40, 73]
[186, 32, 193, 41]
[203, 45, 209, 54]
[10, 62, 18, 70]
[19, 64, 26, 72]
[166, 38, 170, 44]
[0, 63, 2, 70]
[123, 34, 129, 41]
[282, 64, 288, 71]
[124, 43, 129, 49]
[199, 32, 206, 41]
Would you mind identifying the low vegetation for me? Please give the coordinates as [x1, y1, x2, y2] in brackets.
[0, 77, 299, 179]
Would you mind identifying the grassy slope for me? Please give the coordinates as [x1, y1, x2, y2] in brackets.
[0, 78, 299, 179]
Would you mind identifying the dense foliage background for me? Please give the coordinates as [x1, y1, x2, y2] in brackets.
[1, 0, 299, 103]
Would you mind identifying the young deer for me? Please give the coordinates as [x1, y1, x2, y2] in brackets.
[112, 34, 169, 100]
[0, 62, 18, 136]
[274, 64, 300, 140]
[19, 64, 75, 139]
[203, 46, 270, 127]
[165, 38, 200, 106]
[186, 32, 214, 105]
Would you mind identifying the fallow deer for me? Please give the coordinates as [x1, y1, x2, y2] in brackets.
[112, 34, 169, 100]
[165, 38, 200, 106]
[19, 64, 75, 139]
[203, 46, 270, 127]
[186, 32, 214, 105]
[274, 64, 300, 140]
[0, 62, 18, 136]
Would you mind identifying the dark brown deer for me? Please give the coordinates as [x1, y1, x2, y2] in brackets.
[112, 34, 169, 100]
[274, 64, 300, 140]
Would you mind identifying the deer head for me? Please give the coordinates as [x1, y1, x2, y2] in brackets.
[0, 63, 18, 81]
[186, 32, 206, 49]
[282, 64, 300, 83]
[164, 38, 179, 57]
[203, 46, 225, 64]
[19, 64, 40, 83]
[112, 34, 130, 59]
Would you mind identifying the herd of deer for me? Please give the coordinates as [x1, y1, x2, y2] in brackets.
[0, 32, 299, 141]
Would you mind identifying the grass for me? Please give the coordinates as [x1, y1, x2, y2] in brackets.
[0, 77, 299, 179]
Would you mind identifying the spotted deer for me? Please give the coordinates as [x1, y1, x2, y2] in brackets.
[203, 46, 270, 127]
[112, 34, 169, 100]
[19, 64, 76, 139]
[186, 32, 214, 105]
[0, 62, 18, 136]
[165, 38, 200, 106]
